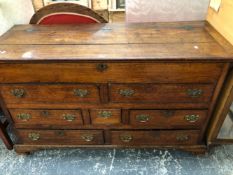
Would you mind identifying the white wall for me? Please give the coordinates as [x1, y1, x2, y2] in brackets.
[126, 0, 210, 22]
[0, 0, 34, 36]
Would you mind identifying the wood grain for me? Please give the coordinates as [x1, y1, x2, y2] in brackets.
[4, 102, 212, 110]
[0, 21, 231, 153]
[205, 22, 233, 57]
[90, 109, 121, 125]
[17, 129, 104, 145]
[0, 84, 100, 104]
[110, 84, 215, 104]
[0, 22, 214, 45]
[0, 63, 223, 83]
[0, 43, 230, 61]
[14, 144, 207, 155]
[0, 22, 232, 61]
[129, 110, 208, 129]
[9, 109, 83, 128]
[110, 130, 200, 145]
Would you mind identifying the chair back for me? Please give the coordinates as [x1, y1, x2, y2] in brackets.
[30, 3, 107, 25]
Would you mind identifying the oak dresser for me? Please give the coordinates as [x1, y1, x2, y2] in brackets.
[0, 21, 232, 154]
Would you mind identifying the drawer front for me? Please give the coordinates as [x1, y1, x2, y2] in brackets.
[129, 110, 207, 129]
[17, 130, 104, 145]
[110, 84, 214, 104]
[10, 109, 83, 127]
[110, 130, 200, 145]
[0, 84, 100, 104]
[0, 63, 223, 83]
[90, 109, 121, 125]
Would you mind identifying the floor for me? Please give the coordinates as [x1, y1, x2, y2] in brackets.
[0, 113, 233, 175]
[0, 140, 233, 175]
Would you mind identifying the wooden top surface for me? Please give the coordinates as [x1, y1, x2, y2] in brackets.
[0, 21, 232, 61]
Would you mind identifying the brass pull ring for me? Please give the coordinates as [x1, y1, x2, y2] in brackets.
[11, 89, 25, 98]
[73, 89, 89, 98]
[17, 113, 31, 121]
[98, 111, 112, 118]
[187, 89, 203, 98]
[136, 114, 150, 122]
[176, 135, 189, 142]
[63, 114, 76, 122]
[119, 89, 135, 97]
[81, 134, 94, 142]
[120, 134, 133, 143]
[184, 115, 199, 123]
[28, 133, 40, 141]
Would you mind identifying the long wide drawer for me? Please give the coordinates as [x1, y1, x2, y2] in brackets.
[0, 84, 100, 104]
[110, 130, 200, 145]
[0, 62, 223, 83]
[16, 129, 104, 145]
[9, 109, 83, 127]
[129, 110, 208, 129]
[110, 84, 214, 104]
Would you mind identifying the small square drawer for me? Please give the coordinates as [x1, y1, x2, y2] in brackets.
[0, 84, 100, 104]
[129, 110, 208, 129]
[17, 129, 104, 145]
[10, 109, 83, 128]
[109, 84, 214, 104]
[110, 130, 200, 145]
[90, 109, 121, 125]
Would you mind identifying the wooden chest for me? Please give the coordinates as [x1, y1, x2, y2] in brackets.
[0, 21, 232, 154]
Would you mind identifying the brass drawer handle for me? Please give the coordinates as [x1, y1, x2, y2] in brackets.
[187, 89, 203, 98]
[98, 111, 112, 118]
[120, 134, 133, 143]
[11, 89, 25, 98]
[96, 63, 108, 72]
[119, 89, 135, 97]
[176, 135, 189, 142]
[63, 114, 76, 122]
[136, 114, 150, 122]
[73, 89, 89, 97]
[81, 134, 94, 142]
[28, 133, 40, 141]
[17, 113, 31, 121]
[184, 114, 199, 123]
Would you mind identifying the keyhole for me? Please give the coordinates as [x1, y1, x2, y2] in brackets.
[96, 63, 108, 72]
